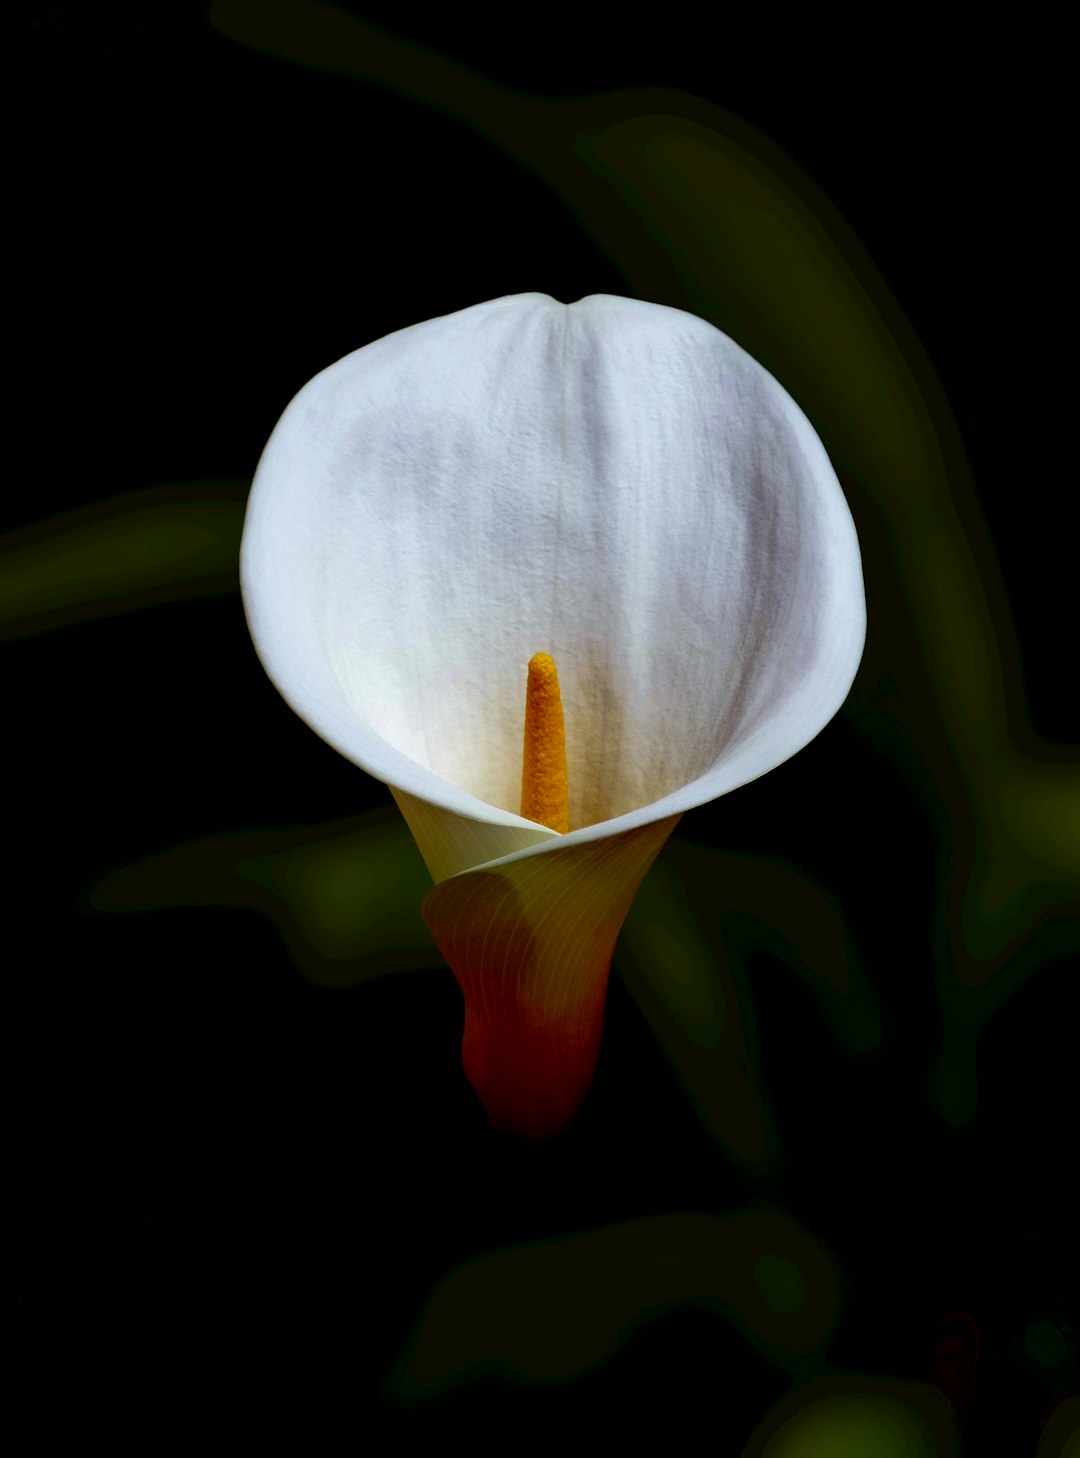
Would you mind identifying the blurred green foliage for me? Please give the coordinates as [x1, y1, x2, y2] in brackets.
[88, 806, 883, 1184]
[0, 482, 246, 639]
[388, 1207, 840, 1400]
[88, 806, 437, 989]
[13, 1, 1073, 1433]
[8, 0, 1064, 1145]
[741, 1374, 961, 1456]
[618, 839, 880, 1173]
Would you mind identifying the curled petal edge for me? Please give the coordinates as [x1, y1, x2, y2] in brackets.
[395, 786, 681, 1138]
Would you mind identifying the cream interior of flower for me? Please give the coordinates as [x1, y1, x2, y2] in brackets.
[241, 294, 864, 847]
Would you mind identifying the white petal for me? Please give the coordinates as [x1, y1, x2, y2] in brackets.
[241, 293, 864, 856]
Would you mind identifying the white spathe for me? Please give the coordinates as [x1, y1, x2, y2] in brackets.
[241, 294, 865, 1137]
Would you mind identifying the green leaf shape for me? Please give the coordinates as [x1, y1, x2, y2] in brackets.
[389, 1206, 841, 1402]
[0, 481, 247, 639]
[86, 805, 437, 988]
[617, 837, 879, 1172]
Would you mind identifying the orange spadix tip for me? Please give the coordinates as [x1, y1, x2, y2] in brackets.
[520, 652, 569, 834]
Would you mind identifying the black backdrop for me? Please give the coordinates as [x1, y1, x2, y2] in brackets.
[12, 4, 1075, 1450]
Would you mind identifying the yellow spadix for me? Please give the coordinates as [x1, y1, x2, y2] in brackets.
[521, 652, 570, 834]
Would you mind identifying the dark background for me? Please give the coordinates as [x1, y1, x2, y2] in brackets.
[12, 3, 1074, 1448]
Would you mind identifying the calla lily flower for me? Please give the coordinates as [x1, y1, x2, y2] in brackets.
[240, 294, 865, 1139]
